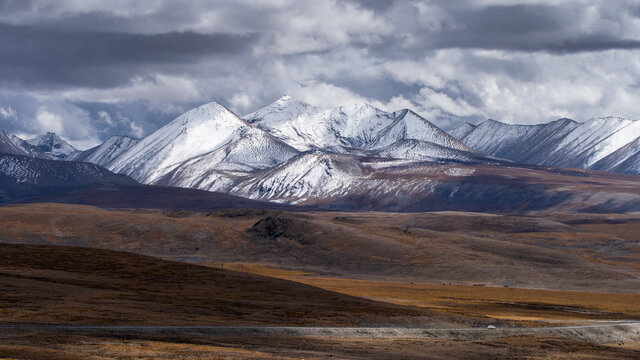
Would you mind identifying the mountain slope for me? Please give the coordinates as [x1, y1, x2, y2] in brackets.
[592, 137, 640, 174]
[26, 132, 77, 160]
[0, 129, 43, 157]
[453, 117, 640, 174]
[0, 153, 135, 204]
[448, 123, 477, 140]
[154, 127, 299, 192]
[109, 102, 252, 183]
[230, 152, 640, 212]
[231, 151, 363, 202]
[68, 135, 140, 167]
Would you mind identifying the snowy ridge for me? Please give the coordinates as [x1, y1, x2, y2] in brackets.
[68, 135, 140, 167]
[229, 151, 485, 205]
[371, 139, 480, 162]
[0, 129, 43, 158]
[592, 137, 640, 174]
[453, 117, 640, 174]
[245, 96, 474, 154]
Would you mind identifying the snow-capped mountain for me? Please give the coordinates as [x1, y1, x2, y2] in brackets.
[451, 116, 640, 174]
[68, 135, 140, 167]
[109, 102, 255, 183]
[245, 96, 474, 156]
[0, 129, 43, 157]
[27, 132, 77, 160]
[2, 95, 640, 213]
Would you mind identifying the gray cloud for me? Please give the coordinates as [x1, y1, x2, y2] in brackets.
[0, 23, 257, 88]
[0, 0, 640, 148]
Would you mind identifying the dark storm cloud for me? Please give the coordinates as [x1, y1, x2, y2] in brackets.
[0, 23, 257, 88]
[368, 3, 640, 55]
[346, 0, 397, 12]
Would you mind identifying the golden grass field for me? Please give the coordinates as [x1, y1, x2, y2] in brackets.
[218, 263, 640, 322]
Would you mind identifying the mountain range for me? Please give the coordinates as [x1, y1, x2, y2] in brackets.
[1, 96, 640, 212]
[451, 116, 640, 174]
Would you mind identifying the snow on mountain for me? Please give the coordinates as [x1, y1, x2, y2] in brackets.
[592, 136, 640, 174]
[458, 120, 544, 157]
[456, 118, 578, 165]
[155, 127, 299, 192]
[453, 116, 640, 174]
[449, 123, 477, 140]
[68, 135, 140, 167]
[243, 95, 322, 150]
[26, 132, 77, 160]
[96, 97, 494, 204]
[0, 152, 135, 204]
[109, 101, 252, 183]
[546, 117, 637, 167]
[231, 151, 363, 202]
[229, 150, 495, 206]
[245, 96, 474, 154]
[0, 129, 43, 157]
[572, 120, 640, 168]
[369, 139, 481, 163]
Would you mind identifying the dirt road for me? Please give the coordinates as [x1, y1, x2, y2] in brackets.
[2, 321, 639, 344]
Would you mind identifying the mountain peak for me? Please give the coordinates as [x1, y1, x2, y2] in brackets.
[338, 102, 379, 113]
[109, 100, 251, 183]
[26, 132, 77, 160]
[29, 132, 64, 145]
[276, 94, 293, 102]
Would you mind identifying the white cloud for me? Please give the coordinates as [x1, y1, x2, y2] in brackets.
[35, 107, 65, 134]
[0, 106, 17, 120]
[129, 121, 144, 138]
[229, 92, 252, 113]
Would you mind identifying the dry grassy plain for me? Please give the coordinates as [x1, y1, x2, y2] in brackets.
[217, 263, 640, 322]
[2, 203, 640, 358]
[1, 203, 639, 292]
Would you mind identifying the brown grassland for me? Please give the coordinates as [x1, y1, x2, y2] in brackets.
[1, 203, 640, 358]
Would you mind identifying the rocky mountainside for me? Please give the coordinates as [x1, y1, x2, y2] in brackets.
[26, 132, 77, 160]
[0, 153, 135, 204]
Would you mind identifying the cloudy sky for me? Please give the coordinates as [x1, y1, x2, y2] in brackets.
[1, 0, 640, 149]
